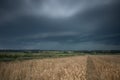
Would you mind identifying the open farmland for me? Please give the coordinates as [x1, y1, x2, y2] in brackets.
[0, 55, 120, 80]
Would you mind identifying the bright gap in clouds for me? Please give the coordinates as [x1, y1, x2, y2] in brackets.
[37, 0, 82, 18]
[27, 0, 114, 19]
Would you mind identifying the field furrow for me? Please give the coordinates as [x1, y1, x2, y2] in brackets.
[86, 56, 100, 80]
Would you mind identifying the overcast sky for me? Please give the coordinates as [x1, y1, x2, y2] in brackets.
[0, 0, 120, 50]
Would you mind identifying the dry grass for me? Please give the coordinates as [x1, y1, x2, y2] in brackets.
[0, 56, 87, 80]
[0, 55, 120, 80]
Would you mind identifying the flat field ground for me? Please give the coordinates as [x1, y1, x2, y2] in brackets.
[0, 55, 120, 80]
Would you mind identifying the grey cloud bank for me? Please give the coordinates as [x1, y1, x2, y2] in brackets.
[0, 0, 120, 50]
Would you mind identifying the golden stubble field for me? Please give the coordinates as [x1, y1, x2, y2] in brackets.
[0, 55, 120, 80]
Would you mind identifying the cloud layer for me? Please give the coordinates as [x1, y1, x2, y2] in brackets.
[0, 0, 120, 50]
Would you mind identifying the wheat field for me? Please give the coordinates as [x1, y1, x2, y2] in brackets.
[0, 56, 87, 80]
[0, 55, 120, 80]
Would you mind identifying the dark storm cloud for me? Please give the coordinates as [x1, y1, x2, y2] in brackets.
[0, 0, 120, 50]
